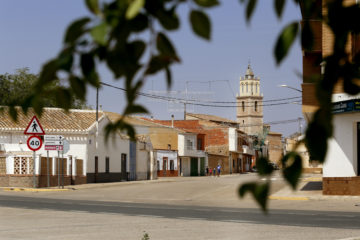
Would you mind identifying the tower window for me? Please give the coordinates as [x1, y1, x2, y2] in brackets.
[255, 101, 258, 112]
[242, 101, 245, 112]
[246, 83, 248, 92]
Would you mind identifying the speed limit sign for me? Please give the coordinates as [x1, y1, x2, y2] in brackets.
[27, 136, 43, 151]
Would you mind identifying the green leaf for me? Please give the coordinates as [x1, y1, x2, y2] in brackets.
[91, 22, 108, 46]
[305, 109, 332, 163]
[301, 20, 314, 51]
[69, 76, 86, 100]
[145, 56, 170, 75]
[194, 0, 220, 8]
[38, 59, 59, 85]
[275, 0, 286, 19]
[156, 7, 180, 31]
[165, 67, 172, 89]
[239, 182, 269, 212]
[246, 0, 257, 22]
[80, 53, 95, 77]
[126, 0, 145, 20]
[64, 17, 90, 44]
[57, 48, 73, 72]
[85, 0, 100, 15]
[274, 21, 299, 65]
[190, 10, 211, 40]
[157, 33, 178, 60]
[256, 157, 274, 176]
[281, 152, 302, 190]
[128, 104, 148, 114]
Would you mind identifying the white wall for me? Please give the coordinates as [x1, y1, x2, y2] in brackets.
[155, 150, 178, 171]
[87, 118, 129, 173]
[229, 128, 237, 152]
[323, 112, 360, 177]
[181, 157, 190, 176]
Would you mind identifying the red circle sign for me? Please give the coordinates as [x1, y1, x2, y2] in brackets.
[27, 136, 43, 151]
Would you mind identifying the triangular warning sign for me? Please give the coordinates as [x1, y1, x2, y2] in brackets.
[24, 116, 45, 135]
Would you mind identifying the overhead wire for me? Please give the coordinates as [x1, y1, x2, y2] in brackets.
[100, 82, 301, 108]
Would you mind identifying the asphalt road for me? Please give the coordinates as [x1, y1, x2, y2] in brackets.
[1, 174, 360, 239]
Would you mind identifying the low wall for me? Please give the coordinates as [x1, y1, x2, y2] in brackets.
[157, 170, 178, 177]
[0, 175, 87, 188]
[323, 177, 360, 195]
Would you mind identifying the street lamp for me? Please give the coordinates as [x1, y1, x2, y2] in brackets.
[278, 84, 302, 93]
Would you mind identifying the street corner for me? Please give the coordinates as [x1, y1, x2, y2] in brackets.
[2, 187, 72, 192]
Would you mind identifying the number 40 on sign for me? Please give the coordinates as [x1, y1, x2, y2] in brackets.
[27, 136, 43, 151]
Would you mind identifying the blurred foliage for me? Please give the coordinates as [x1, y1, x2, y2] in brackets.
[2, 0, 360, 211]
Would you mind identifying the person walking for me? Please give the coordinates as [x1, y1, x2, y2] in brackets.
[209, 167, 212, 176]
[213, 167, 216, 177]
[206, 166, 209, 176]
[217, 164, 221, 177]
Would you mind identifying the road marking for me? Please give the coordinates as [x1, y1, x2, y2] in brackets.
[269, 196, 309, 201]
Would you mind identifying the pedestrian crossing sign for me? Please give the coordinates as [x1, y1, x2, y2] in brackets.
[24, 115, 45, 135]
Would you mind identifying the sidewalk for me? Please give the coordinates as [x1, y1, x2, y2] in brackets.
[269, 176, 360, 201]
[0, 177, 178, 192]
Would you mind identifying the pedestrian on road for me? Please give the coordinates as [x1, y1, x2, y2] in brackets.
[206, 166, 209, 176]
[213, 167, 216, 177]
[209, 167, 212, 176]
[217, 164, 221, 177]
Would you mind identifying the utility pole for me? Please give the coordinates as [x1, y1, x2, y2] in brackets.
[96, 87, 99, 122]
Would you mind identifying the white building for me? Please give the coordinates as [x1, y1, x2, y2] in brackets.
[322, 94, 360, 195]
[0, 108, 150, 188]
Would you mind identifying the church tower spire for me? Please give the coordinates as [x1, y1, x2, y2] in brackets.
[236, 63, 264, 135]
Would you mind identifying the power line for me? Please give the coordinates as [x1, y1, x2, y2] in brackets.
[100, 82, 301, 107]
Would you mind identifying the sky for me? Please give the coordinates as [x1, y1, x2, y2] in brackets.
[0, 0, 303, 137]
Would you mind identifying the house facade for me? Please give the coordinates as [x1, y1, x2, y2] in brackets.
[0, 108, 150, 188]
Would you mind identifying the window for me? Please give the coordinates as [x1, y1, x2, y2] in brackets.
[241, 84, 244, 93]
[186, 139, 193, 150]
[255, 101, 258, 112]
[246, 83, 248, 92]
[170, 160, 174, 170]
[197, 138, 203, 150]
[105, 157, 110, 173]
[242, 101, 245, 112]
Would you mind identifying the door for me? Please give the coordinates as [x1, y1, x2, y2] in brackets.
[190, 158, 198, 176]
[200, 157, 205, 176]
[94, 156, 98, 183]
[163, 157, 168, 176]
[121, 154, 127, 181]
[358, 123, 360, 176]
[237, 158, 241, 173]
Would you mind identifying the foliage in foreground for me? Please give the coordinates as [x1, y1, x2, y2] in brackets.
[3, 0, 360, 211]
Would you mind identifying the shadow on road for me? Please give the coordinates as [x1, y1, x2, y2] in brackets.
[0, 195, 359, 230]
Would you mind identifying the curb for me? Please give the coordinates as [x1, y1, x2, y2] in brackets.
[269, 196, 309, 201]
[3, 188, 71, 192]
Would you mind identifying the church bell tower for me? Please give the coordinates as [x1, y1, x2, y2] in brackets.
[236, 63, 264, 135]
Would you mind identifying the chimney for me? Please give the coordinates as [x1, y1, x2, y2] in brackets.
[171, 115, 174, 128]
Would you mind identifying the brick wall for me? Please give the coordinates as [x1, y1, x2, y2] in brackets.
[208, 154, 229, 174]
[323, 177, 360, 195]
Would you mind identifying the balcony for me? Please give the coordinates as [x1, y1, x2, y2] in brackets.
[242, 145, 255, 156]
[179, 146, 206, 158]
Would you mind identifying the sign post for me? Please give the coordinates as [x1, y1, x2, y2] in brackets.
[26, 135, 43, 188]
[24, 116, 45, 188]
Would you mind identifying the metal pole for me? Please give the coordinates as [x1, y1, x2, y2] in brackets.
[33, 150, 36, 188]
[47, 151, 50, 188]
[57, 150, 60, 189]
[61, 150, 64, 189]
